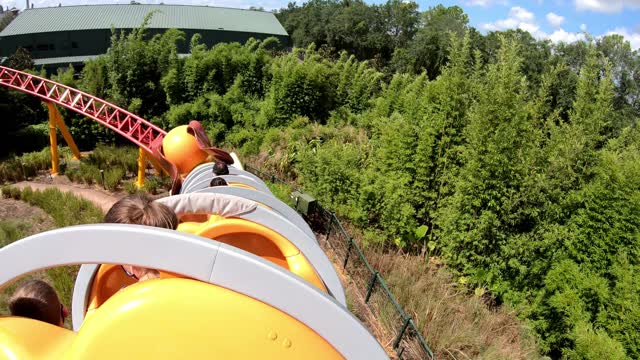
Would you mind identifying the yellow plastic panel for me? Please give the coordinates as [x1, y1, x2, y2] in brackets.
[0, 317, 75, 360]
[87, 264, 136, 311]
[87, 265, 188, 315]
[70, 279, 343, 360]
[178, 217, 327, 292]
[229, 182, 257, 190]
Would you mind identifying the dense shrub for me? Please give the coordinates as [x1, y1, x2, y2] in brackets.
[104, 168, 125, 191]
[2, 186, 103, 227]
[0, 147, 71, 183]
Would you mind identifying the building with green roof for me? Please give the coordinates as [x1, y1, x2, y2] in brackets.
[0, 4, 288, 69]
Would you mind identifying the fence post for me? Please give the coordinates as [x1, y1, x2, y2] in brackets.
[343, 238, 353, 269]
[365, 272, 379, 303]
[393, 316, 412, 349]
[325, 212, 333, 240]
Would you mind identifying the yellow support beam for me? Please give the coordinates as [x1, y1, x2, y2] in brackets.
[136, 147, 146, 188]
[47, 105, 59, 176]
[48, 103, 82, 160]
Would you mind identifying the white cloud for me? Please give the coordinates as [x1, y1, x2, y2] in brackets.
[481, 6, 586, 44]
[510, 6, 535, 22]
[546, 12, 565, 28]
[466, 0, 510, 6]
[575, 0, 640, 13]
[549, 29, 586, 43]
[580, 23, 588, 31]
[466, 0, 492, 5]
[481, 6, 545, 38]
[606, 27, 640, 50]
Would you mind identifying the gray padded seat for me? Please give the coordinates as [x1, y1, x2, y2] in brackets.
[195, 186, 317, 241]
[181, 174, 272, 195]
[0, 224, 387, 359]
[182, 162, 268, 192]
[154, 193, 345, 306]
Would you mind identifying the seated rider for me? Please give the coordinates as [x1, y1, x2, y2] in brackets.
[212, 161, 229, 176]
[9, 279, 68, 327]
[104, 194, 179, 282]
[209, 177, 228, 187]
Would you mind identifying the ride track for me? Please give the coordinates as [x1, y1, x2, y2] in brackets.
[0, 65, 167, 163]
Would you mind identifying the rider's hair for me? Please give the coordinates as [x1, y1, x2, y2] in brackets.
[212, 161, 229, 176]
[9, 280, 62, 326]
[104, 194, 178, 230]
[209, 177, 228, 187]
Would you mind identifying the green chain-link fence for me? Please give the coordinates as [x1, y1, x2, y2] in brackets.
[245, 164, 435, 360]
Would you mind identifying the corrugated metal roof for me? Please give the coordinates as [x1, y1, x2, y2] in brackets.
[33, 55, 99, 65]
[0, 4, 288, 37]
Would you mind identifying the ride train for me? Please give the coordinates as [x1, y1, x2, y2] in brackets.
[0, 66, 390, 359]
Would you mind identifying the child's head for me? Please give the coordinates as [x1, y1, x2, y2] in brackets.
[104, 194, 178, 230]
[104, 194, 178, 281]
[9, 280, 67, 326]
[209, 177, 228, 187]
[212, 161, 229, 176]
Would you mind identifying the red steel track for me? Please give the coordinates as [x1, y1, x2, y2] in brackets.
[0, 66, 167, 154]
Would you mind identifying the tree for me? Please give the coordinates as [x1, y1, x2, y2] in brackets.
[0, 11, 15, 32]
[436, 36, 543, 293]
[380, 0, 419, 49]
[596, 34, 640, 131]
[5, 47, 34, 70]
[391, 5, 469, 78]
[104, 12, 184, 120]
[480, 29, 551, 86]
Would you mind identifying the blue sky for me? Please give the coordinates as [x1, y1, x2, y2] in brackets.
[2, 0, 639, 49]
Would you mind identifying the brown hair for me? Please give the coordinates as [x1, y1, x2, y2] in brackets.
[9, 280, 62, 326]
[212, 161, 229, 176]
[209, 177, 228, 187]
[104, 194, 178, 230]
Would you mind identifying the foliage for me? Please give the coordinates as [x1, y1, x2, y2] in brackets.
[65, 145, 138, 189]
[89, 145, 138, 174]
[0, 219, 30, 248]
[0, 11, 16, 32]
[101, 12, 184, 122]
[0, 187, 103, 327]
[0, 147, 67, 183]
[1, 186, 103, 227]
[104, 168, 125, 191]
[5, 47, 34, 70]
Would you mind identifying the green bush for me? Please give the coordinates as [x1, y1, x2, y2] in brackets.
[564, 323, 627, 360]
[76, 163, 101, 185]
[89, 145, 138, 174]
[142, 177, 159, 195]
[0, 220, 30, 248]
[104, 168, 125, 191]
[2, 186, 103, 226]
[123, 180, 140, 194]
[0, 148, 52, 182]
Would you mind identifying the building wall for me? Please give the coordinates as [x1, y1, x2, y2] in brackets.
[0, 28, 289, 58]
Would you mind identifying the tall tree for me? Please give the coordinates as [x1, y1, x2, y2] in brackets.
[391, 5, 469, 78]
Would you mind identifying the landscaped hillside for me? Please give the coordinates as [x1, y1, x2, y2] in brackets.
[1, 2, 640, 358]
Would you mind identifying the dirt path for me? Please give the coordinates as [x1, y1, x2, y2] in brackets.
[12, 181, 123, 213]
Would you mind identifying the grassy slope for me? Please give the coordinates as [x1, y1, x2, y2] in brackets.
[257, 168, 541, 359]
[0, 187, 104, 328]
